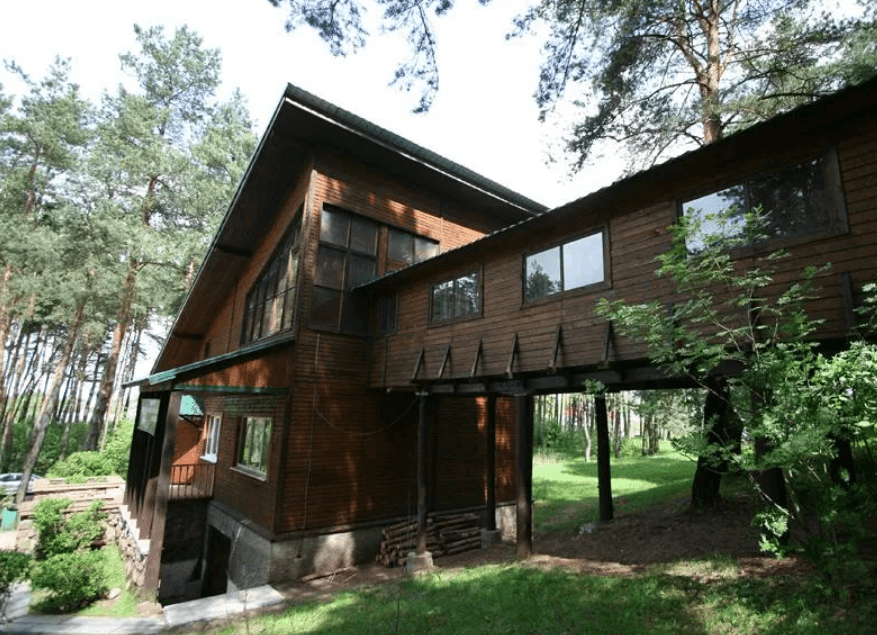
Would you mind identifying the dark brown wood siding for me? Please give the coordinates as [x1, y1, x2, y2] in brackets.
[272, 151, 522, 533]
[203, 394, 286, 531]
[372, 126, 877, 389]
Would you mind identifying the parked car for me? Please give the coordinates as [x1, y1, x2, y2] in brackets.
[0, 472, 43, 496]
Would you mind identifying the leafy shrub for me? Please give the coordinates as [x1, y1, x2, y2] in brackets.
[48, 419, 132, 480]
[0, 550, 31, 619]
[30, 550, 107, 612]
[32, 499, 105, 558]
[47, 452, 114, 482]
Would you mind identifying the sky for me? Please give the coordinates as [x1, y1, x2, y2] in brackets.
[0, 0, 625, 209]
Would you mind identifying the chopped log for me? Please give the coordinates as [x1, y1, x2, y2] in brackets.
[375, 511, 486, 567]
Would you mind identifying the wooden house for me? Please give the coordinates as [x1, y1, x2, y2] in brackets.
[125, 77, 877, 603]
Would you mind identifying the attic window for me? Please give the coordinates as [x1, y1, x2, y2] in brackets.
[241, 210, 302, 344]
[680, 149, 846, 252]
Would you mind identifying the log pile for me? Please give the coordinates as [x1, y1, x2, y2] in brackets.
[376, 512, 482, 567]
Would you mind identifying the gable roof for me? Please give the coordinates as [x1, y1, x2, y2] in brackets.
[152, 84, 547, 374]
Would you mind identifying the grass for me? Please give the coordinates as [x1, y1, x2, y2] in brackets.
[181, 446, 877, 634]
[532, 448, 696, 531]
[204, 562, 877, 635]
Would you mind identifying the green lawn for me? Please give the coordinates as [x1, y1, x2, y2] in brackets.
[186, 448, 877, 635]
[533, 449, 697, 531]
[206, 561, 876, 635]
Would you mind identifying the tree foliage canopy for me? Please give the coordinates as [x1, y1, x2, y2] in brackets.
[268, 0, 876, 168]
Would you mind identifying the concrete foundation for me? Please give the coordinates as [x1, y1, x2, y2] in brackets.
[480, 529, 501, 548]
[402, 551, 434, 575]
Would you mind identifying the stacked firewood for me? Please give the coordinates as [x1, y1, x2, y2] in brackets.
[375, 512, 483, 567]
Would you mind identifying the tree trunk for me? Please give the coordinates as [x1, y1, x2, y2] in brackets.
[611, 400, 622, 459]
[691, 378, 741, 509]
[16, 302, 84, 503]
[86, 260, 138, 449]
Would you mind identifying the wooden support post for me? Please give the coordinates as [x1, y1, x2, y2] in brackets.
[515, 394, 533, 558]
[486, 395, 497, 532]
[595, 393, 614, 522]
[417, 392, 430, 555]
[143, 391, 181, 593]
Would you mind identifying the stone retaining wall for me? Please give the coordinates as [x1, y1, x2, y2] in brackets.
[106, 508, 148, 590]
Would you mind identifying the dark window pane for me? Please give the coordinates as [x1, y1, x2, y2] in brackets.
[750, 157, 829, 240]
[315, 246, 346, 289]
[350, 216, 378, 255]
[525, 247, 561, 301]
[311, 287, 342, 330]
[388, 229, 414, 265]
[377, 295, 397, 336]
[432, 280, 453, 322]
[341, 291, 370, 335]
[414, 237, 439, 262]
[281, 287, 295, 331]
[320, 208, 349, 247]
[563, 233, 604, 290]
[347, 254, 377, 288]
[455, 273, 480, 316]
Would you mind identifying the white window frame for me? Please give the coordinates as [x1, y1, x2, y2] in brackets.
[201, 415, 221, 462]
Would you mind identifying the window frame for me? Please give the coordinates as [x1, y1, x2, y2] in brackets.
[676, 147, 848, 254]
[310, 206, 380, 335]
[429, 269, 483, 325]
[386, 227, 440, 272]
[201, 414, 221, 463]
[522, 228, 609, 305]
[234, 416, 272, 479]
[241, 209, 303, 345]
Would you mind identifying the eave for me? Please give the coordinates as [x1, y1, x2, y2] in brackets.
[153, 84, 547, 374]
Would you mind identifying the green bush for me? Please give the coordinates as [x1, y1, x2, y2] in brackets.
[48, 419, 132, 480]
[32, 499, 105, 558]
[0, 550, 31, 593]
[47, 452, 114, 482]
[0, 549, 31, 621]
[30, 550, 107, 612]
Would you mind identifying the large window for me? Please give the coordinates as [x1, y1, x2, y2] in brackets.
[681, 151, 844, 252]
[524, 231, 605, 302]
[431, 271, 481, 323]
[236, 417, 272, 477]
[241, 212, 302, 344]
[202, 415, 221, 462]
[387, 228, 439, 272]
[311, 207, 379, 334]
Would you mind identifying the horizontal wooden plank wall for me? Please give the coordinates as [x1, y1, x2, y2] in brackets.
[372, 125, 877, 390]
[274, 152, 524, 533]
[201, 395, 286, 532]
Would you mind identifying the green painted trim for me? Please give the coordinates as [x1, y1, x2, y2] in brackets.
[139, 333, 296, 387]
[173, 385, 288, 395]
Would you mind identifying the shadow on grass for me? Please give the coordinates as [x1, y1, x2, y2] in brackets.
[253, 565, 711, 635]
[533, 453, 696, 530]
[243, 564, 877, 635]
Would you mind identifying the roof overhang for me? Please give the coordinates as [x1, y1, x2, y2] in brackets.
[154, 84, 547, 373]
